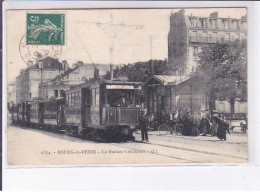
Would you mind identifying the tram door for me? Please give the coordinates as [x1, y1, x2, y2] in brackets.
[81, 88, 92, 126]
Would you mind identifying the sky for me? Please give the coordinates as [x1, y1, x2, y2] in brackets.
[6, 8, 246, 83]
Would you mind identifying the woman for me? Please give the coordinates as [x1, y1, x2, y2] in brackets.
[217, 114, 229, 141]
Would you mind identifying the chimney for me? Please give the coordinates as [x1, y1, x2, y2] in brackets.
[27, 60, 33, 68]
[110, 64, 113, 81]
[39, 60, 43, 69]
[94, 68, 99, 80]
[209, 11, 218, 19]
[62, 60, 68, 72]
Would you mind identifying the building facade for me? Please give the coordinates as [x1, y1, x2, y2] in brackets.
[16, 57, 64, 103]
[168, 10, 247, 75]
[7, 82, 16, 105]
[39, 61, 111, 99]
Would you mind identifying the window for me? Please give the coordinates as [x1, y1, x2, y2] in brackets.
[78, 92, 80, 106]
[92, 89, 96, 106]
[190, 31, 197, 41]
[199, 18, 206, 28]
[233, 20, 238, 30]
[54, 90, 58, 98]
[240, 21, 244, 30]
[193, 46, 199, 56]
[72, 92, 74, 106]
[189, 18, 195, 27]
[68, 94, 70, 106]
[66, 94, 69, 106]
[210, 19, 217, 28]
[213, 32, 218, 41]
[223, 20, 229, 29]
[74, 92, 77, 107]
[202, 31, 207, 42]
[226, 33, 230, 41]
[209, 34, 212, 42]
[220, 35, 225, 42]
[96, 88, 99, 105]
[236, 33, 240, 40]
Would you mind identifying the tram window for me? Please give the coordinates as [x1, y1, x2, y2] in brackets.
[72, 92, 74, 106]
[96, 88, 99, 105]
[86, 89, 92, 107]
[72, 93, 74, 106]
[69, 93, 71, 106]
[92, 89, 96, 105]
[68, 94, 70, 106]
[77, 91, 80, 106]
[74, 92, 78, 106]
[74, 92, 77, 106]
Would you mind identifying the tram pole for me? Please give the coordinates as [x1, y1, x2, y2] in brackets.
[77, 13, 144, 82]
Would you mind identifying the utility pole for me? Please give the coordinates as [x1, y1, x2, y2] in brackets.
[78, 13, 143, 81]
[150, 36, 154, 75]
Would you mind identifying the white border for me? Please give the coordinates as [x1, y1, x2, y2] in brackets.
[3, 1, 260, 190]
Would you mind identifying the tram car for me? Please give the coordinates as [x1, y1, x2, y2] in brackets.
[64, 80, 142, 141]
[11, 79, 142, 142]
[12, 103, 26, 125]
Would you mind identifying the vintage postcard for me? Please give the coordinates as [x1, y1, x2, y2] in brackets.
[6, 8, 248, 166]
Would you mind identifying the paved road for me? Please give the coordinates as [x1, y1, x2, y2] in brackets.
[6, 125, 248, 166]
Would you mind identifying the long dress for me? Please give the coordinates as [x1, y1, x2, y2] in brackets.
[217, 119, 228, 140]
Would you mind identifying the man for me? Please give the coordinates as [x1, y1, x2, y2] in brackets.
[211, 110, 219, 136]
[200, 109, 210, 136]
[116, 94, 128, 107]
[139, 111, 149, 142]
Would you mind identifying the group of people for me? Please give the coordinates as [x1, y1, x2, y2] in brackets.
[138, 108, 231, 142]
[199, 110, 229, 141]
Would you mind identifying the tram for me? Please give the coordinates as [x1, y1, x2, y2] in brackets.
[11, 79, 142, 142]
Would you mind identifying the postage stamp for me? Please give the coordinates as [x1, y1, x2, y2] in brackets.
[26, 13, 65, 45]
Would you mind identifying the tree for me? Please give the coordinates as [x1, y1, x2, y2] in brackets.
[103, 59, 173, 83]
[198, 39, 247, 114]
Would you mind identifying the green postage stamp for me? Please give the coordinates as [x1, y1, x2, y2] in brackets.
[26, 13, 65, 45]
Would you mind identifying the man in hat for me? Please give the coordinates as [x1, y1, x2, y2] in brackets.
[139, 111, 149, 142]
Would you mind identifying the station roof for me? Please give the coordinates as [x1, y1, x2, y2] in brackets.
[144, 74, 197, 87]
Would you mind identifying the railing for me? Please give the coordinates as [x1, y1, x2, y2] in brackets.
[189, 36, 235, 43]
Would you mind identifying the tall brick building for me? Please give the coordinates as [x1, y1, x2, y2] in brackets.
[168, 10, 247, 75]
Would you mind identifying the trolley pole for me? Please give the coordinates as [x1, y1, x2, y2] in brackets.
[78, 13, 144, 81]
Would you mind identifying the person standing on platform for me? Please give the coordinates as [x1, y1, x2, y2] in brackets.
[217, 114, 229, 141]
[139, 111, 149, 142]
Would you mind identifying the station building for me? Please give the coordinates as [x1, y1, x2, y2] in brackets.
[144, 74, 208, 121]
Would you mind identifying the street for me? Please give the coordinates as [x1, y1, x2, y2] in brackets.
[7, 125, 248, 166]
